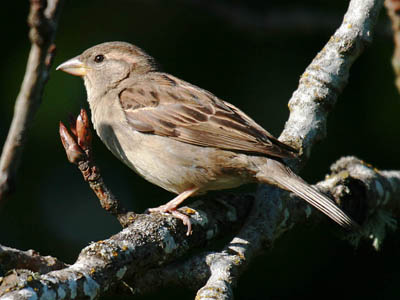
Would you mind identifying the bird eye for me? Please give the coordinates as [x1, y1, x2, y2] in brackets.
[94, 54, 104, 63]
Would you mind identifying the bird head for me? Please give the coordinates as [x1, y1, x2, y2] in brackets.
[57, 41, 157, 94]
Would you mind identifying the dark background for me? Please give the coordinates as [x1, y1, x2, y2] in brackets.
[1, 1, 399, 299]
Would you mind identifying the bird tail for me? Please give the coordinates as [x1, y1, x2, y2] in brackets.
[256, 159, 358, 230]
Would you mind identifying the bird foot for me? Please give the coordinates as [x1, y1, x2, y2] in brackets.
[148, 205, 192, 235]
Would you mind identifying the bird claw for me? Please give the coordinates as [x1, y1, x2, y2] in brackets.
[148, 206, 192, 236]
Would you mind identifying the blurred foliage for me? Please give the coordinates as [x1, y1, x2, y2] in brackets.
[1, 0, 400, 299]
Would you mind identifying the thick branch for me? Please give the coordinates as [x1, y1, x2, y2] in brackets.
[0, 194, 252, 299]
[280, 0, 383, 166]
[195, 0, 384, 299]
[195, 157, 399, 299]
[0, 245, 68, 275]
[0, 0, 64, 201]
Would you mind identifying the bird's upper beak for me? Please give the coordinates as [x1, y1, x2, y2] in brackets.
[56, 56, 88, 76]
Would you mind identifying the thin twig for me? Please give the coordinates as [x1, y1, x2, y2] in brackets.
[59, 109, 136, 227]
[0, 0, 64, 201]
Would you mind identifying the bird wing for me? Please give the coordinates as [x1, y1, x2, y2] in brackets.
[118, 73, 298, 158]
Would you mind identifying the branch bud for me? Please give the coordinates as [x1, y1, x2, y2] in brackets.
[59, 122, 85, 164]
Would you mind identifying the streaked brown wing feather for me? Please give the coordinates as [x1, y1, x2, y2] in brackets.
[118, 73, 298, 158]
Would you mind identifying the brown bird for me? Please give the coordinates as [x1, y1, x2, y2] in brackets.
[57, 41, 357, 235]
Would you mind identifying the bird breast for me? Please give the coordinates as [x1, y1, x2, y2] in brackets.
[91, 96, 255, 195]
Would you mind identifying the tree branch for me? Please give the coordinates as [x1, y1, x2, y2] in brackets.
[280, 0, 383, 166]
[0, 193, 253, 299]
[195, 0, 384, 298]
[0, 0, 64, 201]
[0, 245, 68, 275]
[59, 110, 136, 227]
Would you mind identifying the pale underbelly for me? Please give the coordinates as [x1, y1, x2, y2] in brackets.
[98, 123, 253, 195]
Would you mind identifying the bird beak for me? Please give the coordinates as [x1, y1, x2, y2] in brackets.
[56, 56, 88, 76]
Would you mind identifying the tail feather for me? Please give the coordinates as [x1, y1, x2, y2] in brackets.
[274, 175, 357, 229]
[258, 160, 359, 230]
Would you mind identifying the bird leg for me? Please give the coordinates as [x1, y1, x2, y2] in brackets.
[148, 187, 199, 235]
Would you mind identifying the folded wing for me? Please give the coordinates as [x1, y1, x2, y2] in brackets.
[118, 73, 298, 159]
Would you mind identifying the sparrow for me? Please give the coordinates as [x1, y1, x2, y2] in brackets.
[57, 41, 357, 235]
